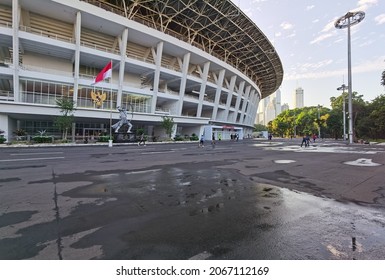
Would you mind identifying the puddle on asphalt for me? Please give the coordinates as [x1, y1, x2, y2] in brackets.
[56, 165, 385, 259]
[4, 163, 384, 260]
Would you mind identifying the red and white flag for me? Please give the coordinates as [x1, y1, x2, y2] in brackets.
[93, 61, 112, 84]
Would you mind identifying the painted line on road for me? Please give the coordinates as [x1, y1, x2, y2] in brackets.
[141, 151, 175, 155]
[100, 173, 119, 178]
[10, 152, 64, 156]
[125, 169, 161, 175]
[0, 156, 65, 162]
[189, 251, 212, 260]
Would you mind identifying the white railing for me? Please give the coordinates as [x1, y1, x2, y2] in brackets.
[80, 41, 120, 55]
[19, 25, 74, 44]
[20, 64, 74, 77]
[0, 20, 12, 28]
[0, 90, 14, 101]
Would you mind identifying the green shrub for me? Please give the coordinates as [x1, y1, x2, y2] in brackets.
[98, 136, 111, 142]
[173, 134, 184, 141]
[0, 135, 6, 144]
[189, 133, 199, 141]
[33, 136, 53, 143]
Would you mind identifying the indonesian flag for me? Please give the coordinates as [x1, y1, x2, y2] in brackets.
[93, 61, 112, 84]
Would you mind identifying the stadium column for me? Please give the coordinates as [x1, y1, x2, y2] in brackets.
[240, 86, 251, 124]
[251, 92, 261, 124]
[177, 52, 191, 116]
[73, 11, 81, 105]
[12, 0, 20, 102]
[224, 75, 237, 122]
[150, 41, 163, 114]
[245, 90, 256, 125]
[233, 81, 245, 123]
[117, 28, 128, 108]
[196, 61, 210, 117]
[211, 69, 225, 120]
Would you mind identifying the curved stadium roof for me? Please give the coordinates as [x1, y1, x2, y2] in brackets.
[86, 0, 284, 98]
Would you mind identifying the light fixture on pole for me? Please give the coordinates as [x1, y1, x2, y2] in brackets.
[335, 11, 365, 144]
[337, 84, 348, 141]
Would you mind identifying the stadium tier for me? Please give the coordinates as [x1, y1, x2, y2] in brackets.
[0, 0, 283, 143]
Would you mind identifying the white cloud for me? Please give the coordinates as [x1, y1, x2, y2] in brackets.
[306, 5, 315, 11]
[321, 19, 338, 33]
[359, 40, 374, 47]
[310, 32, 335, 44]
[375, 14, 385, 25]
[309, 17, 340, 45]
[280, 22, 294, 30]
[284, 56, 385, 81]
[287, 32, 296, 38]
[353, 0, 378, 12]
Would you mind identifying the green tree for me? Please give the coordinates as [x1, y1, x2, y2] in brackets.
[326, 110, 342, 139]
[254, 124, 268, 131]
[161, 116, 174, 138]
[54, 97, 75, 141]
[366, 94, 385, 139]
[381, 70, 385, 86]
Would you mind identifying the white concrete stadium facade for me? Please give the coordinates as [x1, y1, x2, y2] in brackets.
[0, 0, 283, 143]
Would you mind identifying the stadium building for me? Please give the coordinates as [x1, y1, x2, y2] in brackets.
[0, 0, 283, 143]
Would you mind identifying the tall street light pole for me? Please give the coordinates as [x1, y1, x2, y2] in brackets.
[337, 84, 348, 141]
[335, 11, 365, 144]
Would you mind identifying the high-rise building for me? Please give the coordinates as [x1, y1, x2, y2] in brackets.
[275, 89, 282, 116]
[294, 87, 304, 108]
[281, 103, 290, 112]
[255, 89, 282, 125]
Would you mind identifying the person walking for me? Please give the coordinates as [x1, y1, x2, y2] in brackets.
[312, 134, 317, 143]
[199, 135, 204, 148]
[138, 133, 146, 146]
[301, 135, 307, 147]
[211, 132, 216, 148]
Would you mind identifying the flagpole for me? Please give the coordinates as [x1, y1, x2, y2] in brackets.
[109, 60, 113, 144]
[92, 60, 113, 147]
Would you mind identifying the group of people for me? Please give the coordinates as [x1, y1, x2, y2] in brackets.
[301, 134, 317, 147]
[230, 133, 239, 141]
[198, 132, 218, 148]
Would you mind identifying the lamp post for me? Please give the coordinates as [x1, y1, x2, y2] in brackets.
[337, 84, 348, 141]
[335, 11, 365, 144]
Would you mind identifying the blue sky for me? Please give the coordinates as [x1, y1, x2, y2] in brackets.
[232, 0, 385, 108]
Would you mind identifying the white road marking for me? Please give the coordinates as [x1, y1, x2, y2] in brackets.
[343, 158, 381, 167]
[189, 251, 212, 260]
[265, 145, 378, 154]
[10, 152, 63, 156]
[274, 160, 296, 164]
[99, 173, 119, 178]
[0, 156, 65, 162]
[141, 151, 175, 155]
[125, 169, 161, 175]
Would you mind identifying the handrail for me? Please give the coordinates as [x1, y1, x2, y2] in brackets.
[19, 25, 74, 44]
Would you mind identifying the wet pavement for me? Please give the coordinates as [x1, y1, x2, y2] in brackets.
[0, 139, 385, 259]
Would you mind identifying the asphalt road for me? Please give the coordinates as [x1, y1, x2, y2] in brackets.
[1, 139, 385, 259]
